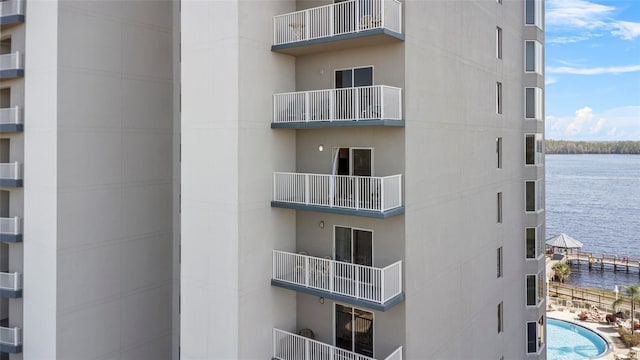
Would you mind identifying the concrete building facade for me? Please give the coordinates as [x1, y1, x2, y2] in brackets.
[180, 0, 546, 360]
[0, 0, 544, 358]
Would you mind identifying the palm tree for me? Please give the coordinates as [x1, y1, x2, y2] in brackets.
[551, 262, 571, 283]
[613, 285, 640, 334]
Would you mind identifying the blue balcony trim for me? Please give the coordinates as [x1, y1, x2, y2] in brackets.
[272, 279, 404, 312]
[0, 343, 21, 353]
[271, 201, 404, 218]
[0, 234, 22, 243]
[271, 119, 404, 129]
[0, 179, 22, 187]
[0, 15, 25, 25]
[0, 69, 24, 79]
[271, 28, 404, 52]
[0, 124, 23, 132]
[0, 289, 21, 299]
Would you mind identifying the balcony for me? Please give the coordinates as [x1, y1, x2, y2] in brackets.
[272, 250, 403, 311]
[0, 217, 22, 243]
[0, 0, 25, 27]
[272, 173, 403, 218]
[272, 0, 403, 55]
[0, 326, 21, 353]
[0, 272, 21, 298]
[272, 86, 403, 128]
[273, 328, 402, 360]
[0, 52, 24, 79]
[0, 107, 23, 132]
[0, 162, 22, 187]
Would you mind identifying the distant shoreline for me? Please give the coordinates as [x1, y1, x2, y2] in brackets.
[545, 140, 640, 154]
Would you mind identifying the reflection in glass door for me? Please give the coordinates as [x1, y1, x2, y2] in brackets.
[335, 304, 374, 357]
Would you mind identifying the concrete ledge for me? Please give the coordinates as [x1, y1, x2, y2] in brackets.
[0, 289, 21, 299]
[0, 234, 22, 243]
[0, 124, 23, 132]
[271, 119, 404, 129]
[272, 279, 405, 312]
[271, 201, 404, 218]
[272, 29, 404, 56]
[0, 179, 22, 187]
[0, 69, 24, 79]
[0, 15, 24, 26]
[0, 343, 21, 353]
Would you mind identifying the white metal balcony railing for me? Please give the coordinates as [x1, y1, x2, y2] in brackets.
[0, 272, 20, 292]
[0, 217, 20, 235]
[273, 173, 402, 212]
[0, 162, 21, 180]
[0, 0, 25, 17]
[0, 107, 22, 125]
[273, 86, 402, 124]
[0, 52, 23, 71]
[273, 250, 402, 304]
[274, 328, 403, 360]
[273, 0, 402, 45]
[0, 326, 20, 347]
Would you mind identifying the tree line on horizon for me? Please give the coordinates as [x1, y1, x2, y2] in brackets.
[545, 140, 640, 154]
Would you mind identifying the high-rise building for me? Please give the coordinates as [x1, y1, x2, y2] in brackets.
[0, 0, 545, 359]
[181, 0, 545, 360]
[1, 0, 179, 358]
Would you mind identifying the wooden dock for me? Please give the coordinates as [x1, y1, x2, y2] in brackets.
[565, 251, 640, 274]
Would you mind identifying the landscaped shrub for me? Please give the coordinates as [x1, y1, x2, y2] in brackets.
[618, 327, 640, 347]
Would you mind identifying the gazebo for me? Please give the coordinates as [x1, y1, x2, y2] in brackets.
[546, 233, 584, 256]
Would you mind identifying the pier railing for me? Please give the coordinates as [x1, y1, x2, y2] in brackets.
[548, 282, 639, 315]
[566, 251, 640, 267]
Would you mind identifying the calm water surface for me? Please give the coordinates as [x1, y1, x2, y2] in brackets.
[546, 154, 640, 290]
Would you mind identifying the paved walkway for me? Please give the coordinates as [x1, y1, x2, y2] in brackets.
[547, 309, 632, 359]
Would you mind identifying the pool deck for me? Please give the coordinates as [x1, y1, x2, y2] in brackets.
[548, 309, 631, 359]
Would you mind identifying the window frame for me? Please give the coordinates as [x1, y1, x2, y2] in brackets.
[333, 303, 375, 357]
[524, 87, 543, 121]
[334, 65, 375, 88]
[496, 27, 503, 59]
[524, 40, 543, 75]
[525, 179, 543, 213]
[496, 82, 503, 114]
[497, 192, 503, 223]
[524, 0, 543, 30]
[497, 247, 503, 278]
[526, 316, 545, 354]
[525, 133, 544, 166]
[496, 137, 502, 169]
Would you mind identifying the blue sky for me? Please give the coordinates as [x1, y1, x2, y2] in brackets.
[545, 0, 640, 140]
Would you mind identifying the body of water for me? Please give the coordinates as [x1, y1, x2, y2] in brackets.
[546, 154, 640, 290]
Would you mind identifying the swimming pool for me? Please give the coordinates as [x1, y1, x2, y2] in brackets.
[548, 318, 610, 360]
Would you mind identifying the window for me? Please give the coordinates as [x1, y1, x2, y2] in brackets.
[525, 180, 543, 212]
[334, 226, 373, 266]
[497, 247, 503, 278]
[498, 302, 504, 333]
[496, 137, 502, 169]
[335, 304, 374, 357]
[537, 224, 545, 259]
[525, 133, 543, 165]
[335, 66, 373, 88]
[526, 275, 536, 306]
[497, 192, 503, 223]
[526, 272, 544, 306]
[525, 0, 543, 29]
[332, 147, 373, 176]
[496, 82, 502, 114]
[525, 40, 543, 74]
[525, 87, 543, 120]
[496, 27, 503, 59]
[527, 316, 545, 353]
[525, 228, 536, 259]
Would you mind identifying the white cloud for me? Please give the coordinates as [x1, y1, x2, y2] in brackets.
[546, 0, 613, 29]
[546, 106, 640, 141]
[545, 77, 558, 86]
[547, 64, 640, 75]
[546, 0, 640, 41]
[611, 21, 640, 40]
